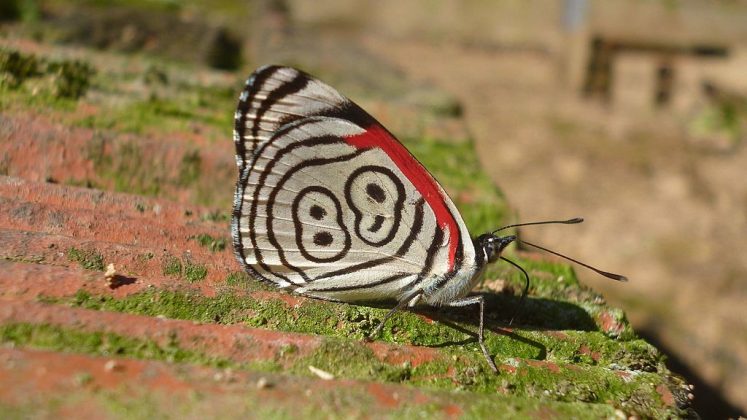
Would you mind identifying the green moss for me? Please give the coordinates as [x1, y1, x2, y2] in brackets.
[83, 134, 227, 204]
[67, 247, 105, 271]
[98, 392, 169, 420]
[201, 210, 230, 223]
[5, 254, 46, 264]
[0, 48, 41, 87]
[59, 287, 635, 369]
[68, 0, 181, 12]
[291, 338, 413, 382]
[137, 252, 155, 262]
[70, 289, 253, 325]
[160, 256, 207, 282]
[84, 138, 229, 206]
[0, 402, 39, 420]
[452, 397, 614, 419]
[224, 271, 251, 286]
[190, 233, 227, 252]
[0, 85, 78, 112]
[280, 333, 671, 417]
[0, 376, 619, 419]
[73, 372, 94, 386]
[404, 138, 508, 234]
[48, 287, 681, 416]
[689, 95, 747, 148]
[62, 177, 98, 189]
[87, 140, 164, 197]
[162, 256, 182, 277]
[0, 323, 233, 368]
[0, 48, 94, 98]
[74, 90, 233, 135]
[59, 255, 634, 368]
[184, 261, 208, 282]
[47, 60, 95, 99]
[3, 12, 238, 135]
[60, 286, 592, 359]
[178, 150, 202, 186]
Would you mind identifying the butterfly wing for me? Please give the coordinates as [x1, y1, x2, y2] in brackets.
[232, 66, 479, 303]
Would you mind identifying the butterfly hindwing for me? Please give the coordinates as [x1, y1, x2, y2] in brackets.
[232, 66, 478, 302]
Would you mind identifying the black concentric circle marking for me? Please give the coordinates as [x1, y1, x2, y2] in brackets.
[291, 185, 351, 263]
[310, 197, 426, 286]
[261, 135, 365, 278]
[344, 165, 405, 247]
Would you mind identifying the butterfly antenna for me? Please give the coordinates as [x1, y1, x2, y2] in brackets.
[492, 217, 583, 234]
[518, 239, 628, 282]
[491, 216, 626, 323]
[500, 257, 530, 325]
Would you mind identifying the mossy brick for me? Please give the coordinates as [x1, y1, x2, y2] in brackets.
[190, 233, 227, 252]
[0, 17, 692, 416]
[183, 261, 208, 283]
[0, 48, 94, 98]
[66, 246, 105, 271]
[51, 283, 689, 417]
[0, 323, 234, 369]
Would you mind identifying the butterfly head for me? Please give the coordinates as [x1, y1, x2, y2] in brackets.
[476, 234, 516, 264]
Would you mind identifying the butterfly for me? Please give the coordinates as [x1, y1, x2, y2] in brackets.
[231, 65, 626, 372]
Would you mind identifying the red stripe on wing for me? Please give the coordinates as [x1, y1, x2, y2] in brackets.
[345, 125, 458, 269]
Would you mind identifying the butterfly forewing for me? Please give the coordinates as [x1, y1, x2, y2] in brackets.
[232, 66, 479, 303]
[233, 65, 348, 166]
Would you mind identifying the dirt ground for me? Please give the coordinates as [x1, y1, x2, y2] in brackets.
[363, 37, 747, 414]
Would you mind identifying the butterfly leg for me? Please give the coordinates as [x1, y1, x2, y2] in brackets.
[445, 295, 499, 373]
[366, 291, 422, 342]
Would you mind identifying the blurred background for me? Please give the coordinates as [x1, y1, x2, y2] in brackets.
[2, 0, 746, 416]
